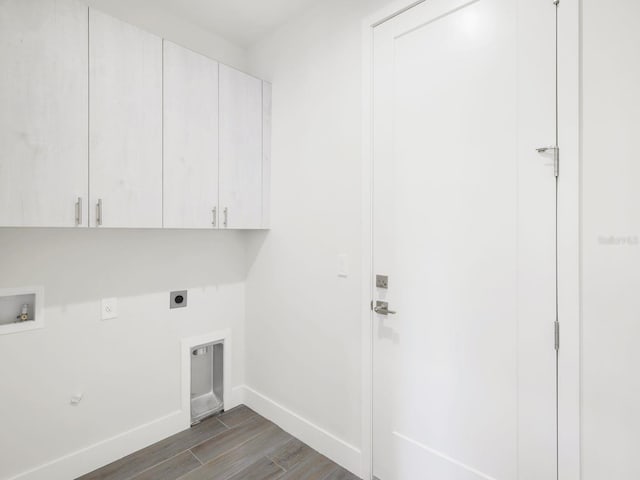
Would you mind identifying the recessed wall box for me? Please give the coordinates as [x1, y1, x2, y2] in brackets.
[191, 341, 224, 424]
[0, 286, 44, 335]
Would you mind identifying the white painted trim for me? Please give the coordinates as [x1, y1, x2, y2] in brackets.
[7, 410, 185, 480]
[0, 286, 44, 335]
[360, 11, 375, 480]
[239, 385, 362, 477]
[361, 2, 582, 479]
[181, 329, 235, 426]
[361, 4, 428, 479]
[557, 0, 581, 478]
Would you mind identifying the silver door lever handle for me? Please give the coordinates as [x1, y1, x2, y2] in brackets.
[536, 145, 560, 177]
[536, 145, 558, 153]
[374, 301, 396, 315]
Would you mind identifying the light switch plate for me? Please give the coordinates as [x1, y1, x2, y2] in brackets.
[101, 298, 118, 320]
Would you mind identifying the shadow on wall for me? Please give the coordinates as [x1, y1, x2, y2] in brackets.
[0, 228, 253, 307]
[245, 230, 269, 273]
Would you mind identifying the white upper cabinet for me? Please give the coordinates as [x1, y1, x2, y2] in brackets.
[0, 4, 270, 230]
[89, 9, 162, 228]
[163, 41, 219, 229]
[219, 65, 266, 229]
[0, 0, 88, 227]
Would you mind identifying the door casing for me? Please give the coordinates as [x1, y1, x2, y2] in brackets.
[359, 1, 581, 479]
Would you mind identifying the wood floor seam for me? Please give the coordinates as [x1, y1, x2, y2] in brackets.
[180, 419, 231, 455]
[188, 449, 204, 466]
[268, 455, 288, 472]
[216, 412, 257, 429]
[124, 447, 204, 480]
[190, 428, 266, 466]
[217, 420, 231, 428]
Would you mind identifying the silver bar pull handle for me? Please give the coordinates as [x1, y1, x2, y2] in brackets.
[212, 207, 217, 227]
[374, 301, 397, 316]
[223, 207, 228, 228]
[96, 199, 103, 226]
[75, 197, 82, 226]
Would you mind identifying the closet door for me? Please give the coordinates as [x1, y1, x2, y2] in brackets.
[219, 65, 263, 229]
[163, 41, 219, 229]
[0, 0, 88, 227]
[89, 9, 162, 228]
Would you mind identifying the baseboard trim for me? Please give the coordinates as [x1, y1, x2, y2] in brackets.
[8, 410, 186, 480]
[7, 385, 345, 480]
[8, 387, 246, 480]
[239, 385, 362, 477]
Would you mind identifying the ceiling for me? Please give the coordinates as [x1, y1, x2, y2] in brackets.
[130, 0, 318, 47]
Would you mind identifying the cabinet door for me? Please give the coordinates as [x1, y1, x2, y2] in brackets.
[89, 9, 162, 228]
[219, 65, 263, 229]
[0, 0, 88, 227]
[163, 41, 219, 229]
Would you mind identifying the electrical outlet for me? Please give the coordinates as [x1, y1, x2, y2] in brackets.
[170, 290, 188, 309]
[101, 298, 118, 320]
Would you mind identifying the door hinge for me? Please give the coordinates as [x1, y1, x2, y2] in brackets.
[536, 145, 559, 177]
[554, 321, 560, 351]
[370, 300, 374, 311]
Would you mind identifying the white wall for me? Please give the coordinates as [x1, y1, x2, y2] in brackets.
[0, 229, 247, 479]
[582, 0, 640, 478]
[243, 0, 393, 471]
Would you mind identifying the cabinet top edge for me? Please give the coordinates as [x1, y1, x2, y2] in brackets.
[88, 7, 270, 84]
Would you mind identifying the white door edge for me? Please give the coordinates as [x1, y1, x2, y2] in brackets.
[556, 1, 581, 479]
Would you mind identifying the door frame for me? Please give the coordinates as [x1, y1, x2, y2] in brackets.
[359, 1, 581, 478]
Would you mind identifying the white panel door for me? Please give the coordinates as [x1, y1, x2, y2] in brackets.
[372, 0, 557, 479]
[89, 9, 162, 228]
[163, 41, 219, 229]
[219, 65, 263, 229]
[0, 0, 88, 227]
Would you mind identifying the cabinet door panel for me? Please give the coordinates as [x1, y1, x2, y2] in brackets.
[0, 0, 88, 227]
[219, 65, 263, 229]
[89, 9, 162, 228]
[163, 41, 219, 229]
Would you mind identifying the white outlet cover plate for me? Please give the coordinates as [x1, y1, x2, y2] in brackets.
[101, 297, 118, 320]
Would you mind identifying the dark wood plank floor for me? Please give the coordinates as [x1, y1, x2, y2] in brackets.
[78, 405, 360, 480]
